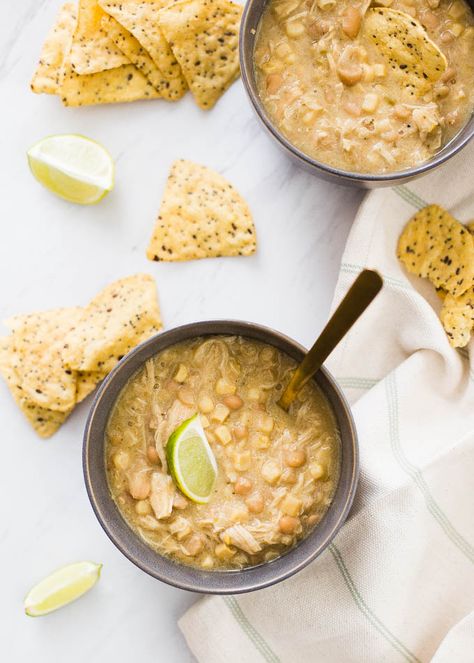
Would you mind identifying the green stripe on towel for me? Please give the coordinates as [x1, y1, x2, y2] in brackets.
[393, 186, 428, 210]
[386, 374, 474, 563]
[329, 544, 422, 663]
[224, 596, 280, 663]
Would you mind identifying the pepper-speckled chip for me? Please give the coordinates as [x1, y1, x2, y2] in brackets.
[31, 3, 77, 95]
[157, 0, 242, 109]
[0, 337, 72, 438]
[62, 274, 162, 373]
[101, 14, 168, 96]
[76, 370, 107, 402]
[363, 8, 447, 96]
[69, 0, 130, 74]
[146, 159, 256, 262]
[61, 61, 161, 106]
[6, 308, 83, 412]
[99, 0, 187, 100]
[397, 204, 474, 297]
[440, 287, 474, 348]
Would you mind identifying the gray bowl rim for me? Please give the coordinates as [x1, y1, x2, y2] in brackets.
[83, 320, 359, 594]
[239, 0, 474, 185]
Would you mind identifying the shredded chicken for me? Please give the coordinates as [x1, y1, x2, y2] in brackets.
[221, 525, 262, 554]
[149, 472, 175, 520]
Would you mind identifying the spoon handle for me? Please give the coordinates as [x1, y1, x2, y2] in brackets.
[278, 269, 383, 411]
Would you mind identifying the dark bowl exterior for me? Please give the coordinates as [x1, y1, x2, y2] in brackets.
[83, 321, 359, 594]
[239, 0, 474, 189]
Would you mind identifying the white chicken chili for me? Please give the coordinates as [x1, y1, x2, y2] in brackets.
[106, 336, 340, 570]
[254, 0, 474, 173]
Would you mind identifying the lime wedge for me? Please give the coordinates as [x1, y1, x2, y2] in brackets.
[24, 561, 102, 617]
[166, 414, 217, 504]
[27, 134, 114, 205]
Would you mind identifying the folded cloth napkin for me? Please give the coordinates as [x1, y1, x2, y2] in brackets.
[179, 143, 474, 663]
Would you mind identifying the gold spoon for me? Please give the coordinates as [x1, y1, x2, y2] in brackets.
[278, 269, 383, 411]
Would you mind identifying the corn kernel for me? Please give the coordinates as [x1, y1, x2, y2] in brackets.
[215, 425, 232, 445]
[174, 364, 188, 383]
[281, 494, 303, 517]
[232, 450, 252, 471]
[362, 93, 379, 113]
[373, 63, 386, 77]
[200, 415, 210, 428]
[285, 21, 305, 38]
[255, 413, 274, 434]
[247, 388, 261, 401]
[250, 432, 271, 450]
[113, 450, 130, 471]
[211, 403, 230, 423]
[310, 462, 326, 480]
[198, 395, 214, 414]
[216, 377, 236, 395]
[261, 460, 281, 484]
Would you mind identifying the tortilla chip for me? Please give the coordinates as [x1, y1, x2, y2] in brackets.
[397, 205, 474, 297]
[364, 8, 447, 96]
[61, 61, 161, 106]
[157, 0, 242, 109]
[62, 274, 162, 372]
[147, 159, 256, 262]
[31, 3, 77, 95]
[0, 338, 71, 438]
[6, 308, 83, 412]
[76, 370, 106, 402]
[467, 221, 474, 235]
[101, 14, 169, 96]
[440, 287, 474, 348]
[99, 0, 187, 100]
[69, 0, 130, 74]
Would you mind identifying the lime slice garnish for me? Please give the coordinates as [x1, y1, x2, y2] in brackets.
[166, 414, 218, 504]
[27, 134, 114, 205]
[24, 561, 102, 617]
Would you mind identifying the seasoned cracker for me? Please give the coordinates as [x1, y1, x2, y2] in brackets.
[31, 3, 77, 95]
[62, 274, 162, 373]
[0, 338, 71, 438]
[157, 0, 242, 109]
[99, 0, 187, 100]
[440, 287, 474, 348]
[76, 370, 107, 402]
[6, 308, 83, 412]
[397, 204, 474, 297]
[61, 61, 161, 106]
[101, 14, 168, 95]
[364, 8, 447, 96]
[146, 159, 256, 262]
[69, 0, 130, 74]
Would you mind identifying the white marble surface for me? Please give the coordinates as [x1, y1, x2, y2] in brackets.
[0, 2, 364, 661]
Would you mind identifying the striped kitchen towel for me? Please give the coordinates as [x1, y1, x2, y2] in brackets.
[179, 141, 474, 663]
